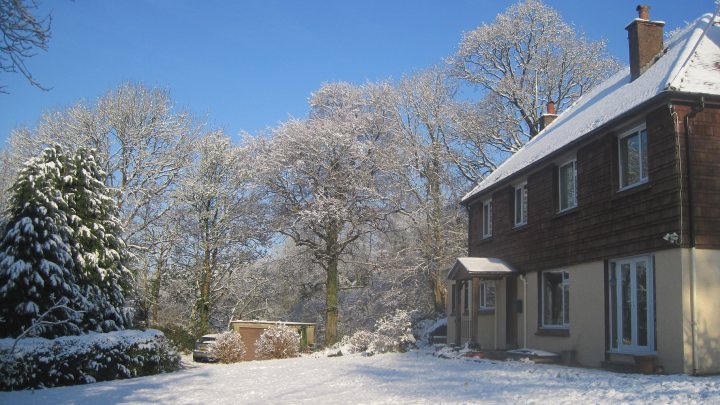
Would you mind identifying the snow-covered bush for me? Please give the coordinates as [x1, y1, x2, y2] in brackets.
[368, 309, 416, 354]
[254, 324, 300, 359]
[328, 310, 417, 356]
[338, 329, 374, 354]
[209, 331, 246, 363]
[0, 329, 179, 390]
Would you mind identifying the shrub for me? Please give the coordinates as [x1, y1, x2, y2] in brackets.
[208, 331, 246, 363]
[255, 324, 300, 359]
[328, 310, 417, 356]
[339, 330, 375, 354]
[0, 329, 180, 390]
[156, 324, 196, 354]
[370, 309, 416, 354]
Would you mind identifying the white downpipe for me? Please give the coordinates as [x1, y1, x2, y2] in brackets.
[520, 275, 527, 349]
[691, 247, 698, 374]
[493, 280, 498, 350]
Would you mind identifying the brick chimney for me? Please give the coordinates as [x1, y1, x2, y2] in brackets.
[538, 101, 558, 132]
[626, 5, 665, 81]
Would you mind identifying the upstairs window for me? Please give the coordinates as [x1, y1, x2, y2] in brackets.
[514, 182, 528, 227]
[482, 199, 492, 238]
[619, 127, 648, 189]
[478, 281, 496, 310]
[558, 160, 577, 211]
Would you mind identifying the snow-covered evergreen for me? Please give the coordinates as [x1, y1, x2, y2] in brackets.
[63, 147, 132, 332]
[0, 145, 131, 338]
[0, 145, 84, 338]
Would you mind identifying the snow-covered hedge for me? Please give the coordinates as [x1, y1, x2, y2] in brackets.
[368, 309, 416, 354]
[0, 329, 179, 390]
[209, 331, 246, 363]
[255, 323, 300, 359]
[332, 310, 416, 356]
[340, 329, 374, 353]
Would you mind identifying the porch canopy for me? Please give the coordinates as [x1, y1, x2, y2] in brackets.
[447, 257, 517, 280]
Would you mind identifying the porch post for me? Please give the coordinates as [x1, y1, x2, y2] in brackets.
[455, 280, 462, 345]
[470, 278, 478, 344]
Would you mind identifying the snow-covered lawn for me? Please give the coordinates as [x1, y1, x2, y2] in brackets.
[2, 348, 720, 404]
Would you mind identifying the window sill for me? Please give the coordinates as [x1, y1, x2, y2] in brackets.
[477, 308, 495, 315]
[554, 206, 579, 218]
[478, 236, 493, 244]
[535, 328, 570, 337]
[613, 181, 651, 200]
[512, 223, 529, 232]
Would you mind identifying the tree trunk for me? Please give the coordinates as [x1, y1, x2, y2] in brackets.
[195, 202, 213, 336]
[325, 255, 339, 346]
[324, 221, 340, 346]
[428, 138, 447, 313]
[149, 256, 163, 325]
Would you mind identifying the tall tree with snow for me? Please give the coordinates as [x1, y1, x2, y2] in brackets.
[249, 82, 397, 345]
[390, 67, 469, 313]
[0, 145, 83, 338]
[63, 147, 132, 332]
[4, 82, 197, 322]
[169, 131, 269, 335]
[449, 0, 620, 168]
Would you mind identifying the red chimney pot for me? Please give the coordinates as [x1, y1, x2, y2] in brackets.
[637, 5, 650, 20]
[546, 101, 556, 115]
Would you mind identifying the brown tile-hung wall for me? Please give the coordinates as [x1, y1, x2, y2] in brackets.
[468, 102, 720, 274]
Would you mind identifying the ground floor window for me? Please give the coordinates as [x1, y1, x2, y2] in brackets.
[541, 271, 569, 328]
[609, 256, 655, 353]
[479, 281, 496, 310]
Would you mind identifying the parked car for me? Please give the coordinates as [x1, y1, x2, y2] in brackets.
[192, 334, 219, 362]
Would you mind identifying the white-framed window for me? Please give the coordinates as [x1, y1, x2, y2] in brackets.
[478, 281, 496, 310]
[608, 256, 655, 353]
[542, 271, 569, 328]
[558, 160, 577, 211]
[618, 126, 648, 190]
[482, 199, 492, 238]
[514, 182, 528, 227]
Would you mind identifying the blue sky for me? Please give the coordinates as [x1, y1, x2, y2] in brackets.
[0, 1, 713, 144]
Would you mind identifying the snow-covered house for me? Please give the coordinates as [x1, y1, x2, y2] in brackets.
[448, 6, 720, 375]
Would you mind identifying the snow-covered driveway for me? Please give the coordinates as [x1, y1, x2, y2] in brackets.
[3, 349, 720, 404]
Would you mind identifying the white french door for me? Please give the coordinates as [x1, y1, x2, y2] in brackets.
[609, 256, 655, 353]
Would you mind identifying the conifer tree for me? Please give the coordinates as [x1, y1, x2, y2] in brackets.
[0, 146, 84, 338]
[0, 145, 131, 337]
[63, 147, 132, 332]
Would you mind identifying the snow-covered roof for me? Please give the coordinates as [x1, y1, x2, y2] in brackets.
[463, 12, 720, 204]
[448, 257, 517, 280]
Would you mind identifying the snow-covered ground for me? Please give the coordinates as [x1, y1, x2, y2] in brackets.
[2, 347, 720, 404]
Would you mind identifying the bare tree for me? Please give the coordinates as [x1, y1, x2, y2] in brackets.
[249, 82, 397, 344]
[449, 0, 620, 162]
[171, 131, 269, 335]
[390, 67, 469, 312]
[0, 0, 51, 92]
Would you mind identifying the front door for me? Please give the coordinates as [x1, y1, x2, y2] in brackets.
[608, 256, 655, 353]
